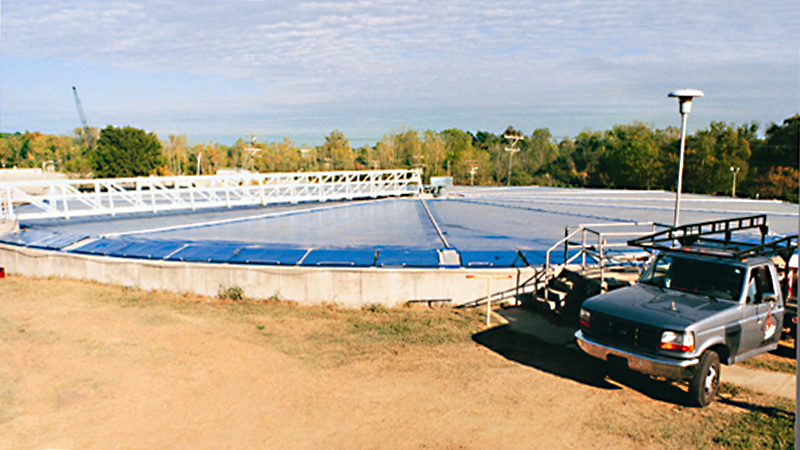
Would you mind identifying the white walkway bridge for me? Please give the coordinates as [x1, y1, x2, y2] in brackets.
[0, 169, 422, 221]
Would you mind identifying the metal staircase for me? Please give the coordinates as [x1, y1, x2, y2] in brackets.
[459, 221, 663, 314]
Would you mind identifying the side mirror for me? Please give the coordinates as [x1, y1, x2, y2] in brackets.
[761, 292, 779, 303]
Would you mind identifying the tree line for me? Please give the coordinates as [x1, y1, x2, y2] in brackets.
[1, 115, 798, 202]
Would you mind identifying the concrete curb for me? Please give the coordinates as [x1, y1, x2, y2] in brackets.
[722, 365, 795, 400]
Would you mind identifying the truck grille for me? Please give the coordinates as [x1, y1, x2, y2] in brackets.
[586, 312, 662, 351]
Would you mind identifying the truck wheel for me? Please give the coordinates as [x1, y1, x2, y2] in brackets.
[689, 351, 720, 407]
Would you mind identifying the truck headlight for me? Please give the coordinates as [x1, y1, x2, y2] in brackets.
[579, 308, 591, 328]
[660, 330, 694, 352]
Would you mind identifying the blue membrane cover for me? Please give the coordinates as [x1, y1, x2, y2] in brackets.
[375, 249, 440, 268]
[229, 247, 309, 266]
[113, 240, 189, 260]
[70, 237, 131, 255]
[459, 250, 528, 268]
[518, 250, 547, 266]
[300, 249, 378, 267]
[0, 229, 87, 250]
[519, 248, 585, 266]
[166, 243, 243, 263]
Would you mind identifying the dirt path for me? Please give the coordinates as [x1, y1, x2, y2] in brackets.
[0, 276, 778, 449]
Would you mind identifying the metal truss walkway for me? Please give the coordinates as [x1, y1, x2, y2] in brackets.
[0, 169, 422, 221]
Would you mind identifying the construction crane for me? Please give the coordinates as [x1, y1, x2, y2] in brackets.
[72, 86, 96, 151]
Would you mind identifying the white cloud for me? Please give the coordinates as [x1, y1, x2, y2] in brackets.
[1, 0, 798, 142]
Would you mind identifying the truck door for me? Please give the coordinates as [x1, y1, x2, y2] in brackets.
[740, 265, 784, 355]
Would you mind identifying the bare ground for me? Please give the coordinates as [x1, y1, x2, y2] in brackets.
[0, 275, 792, 449]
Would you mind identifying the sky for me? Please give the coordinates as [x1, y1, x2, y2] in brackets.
[1, 0, 799, 148]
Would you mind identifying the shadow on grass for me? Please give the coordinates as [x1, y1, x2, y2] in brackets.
[770, 343, 796, 359]
[472, 324, 693, 406]
[718, 396, 796, 418]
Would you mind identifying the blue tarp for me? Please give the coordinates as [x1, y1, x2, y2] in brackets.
[71, 238, 131, 256]
[459, 250, 528, 268]
[166, 243, 243, 263]
[113, 240, 189, 260]
[0, 229, 88, 250]
[375, 249, 440, 268]
[230, 247, 309, 265]
[300, 249, 378, 267]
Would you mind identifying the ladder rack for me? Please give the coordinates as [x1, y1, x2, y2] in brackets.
[627, 214, 797, 263]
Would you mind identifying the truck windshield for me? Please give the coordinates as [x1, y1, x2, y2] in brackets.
[639, 254, 745, 301]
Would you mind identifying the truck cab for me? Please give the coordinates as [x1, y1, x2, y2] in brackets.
[574, 215, 797, 406]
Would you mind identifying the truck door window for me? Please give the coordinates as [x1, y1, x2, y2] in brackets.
[746, 265, 775, 304]
[639, 254, 671, 287]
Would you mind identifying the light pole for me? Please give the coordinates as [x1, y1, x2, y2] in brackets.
[196, 152, 202, 176]
[730, 166, 740, 197]
[668, 89, 704, 227]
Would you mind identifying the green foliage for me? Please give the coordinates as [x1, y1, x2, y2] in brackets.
[361, 303, 388, 313]
[322, 130, 353, 170]
[743, 114, 799, 202]
[91, 125, 165, 178]
[218, 284, 244, 301]
[3, 112, 798, 201]
[684, 122, 751, 195]
[597, 123, 664, 189]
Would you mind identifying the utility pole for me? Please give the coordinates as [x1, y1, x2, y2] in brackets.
[503, 133, 522, 187]
[468, 162, 478, 186]
[730, 166, 740, 197]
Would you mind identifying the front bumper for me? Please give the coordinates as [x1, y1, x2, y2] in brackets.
[575, 330, 699, 380]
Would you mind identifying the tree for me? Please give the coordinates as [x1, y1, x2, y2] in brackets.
[421, 130, 446, 179]
[441, 128, 477, 184]
[683, 122, 751, 195]
[521, 128, 558, 185]
[757, 115, 799, 169]
[0, 132, 32, 168]
[91, 126, 165, 178]
[163, 134, 189, 175]
[322, 130, 353, 170]
[743, 115, 799, 201]
[595, 123, 664, 190]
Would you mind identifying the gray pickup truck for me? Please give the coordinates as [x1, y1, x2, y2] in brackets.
[575, 215, 797, 406]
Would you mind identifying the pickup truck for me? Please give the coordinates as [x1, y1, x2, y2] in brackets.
[574, 215, 797, 406]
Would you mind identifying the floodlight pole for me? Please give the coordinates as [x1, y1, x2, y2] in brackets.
[791, 48, 800, 450]
[668, 89, 703, 227]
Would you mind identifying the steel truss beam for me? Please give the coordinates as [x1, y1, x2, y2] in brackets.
[0, 169, 422, 221]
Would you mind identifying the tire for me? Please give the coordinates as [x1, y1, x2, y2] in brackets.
[689, 351, 720, 407]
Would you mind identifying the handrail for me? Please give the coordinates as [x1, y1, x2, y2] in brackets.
[0, 169, 423, 221]
[535, 222, 663, 299]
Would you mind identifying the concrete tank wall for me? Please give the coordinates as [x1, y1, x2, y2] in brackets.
[0, 244, 534, 307]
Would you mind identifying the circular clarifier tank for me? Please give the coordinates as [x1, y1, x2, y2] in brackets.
[3, 186, 796, 270]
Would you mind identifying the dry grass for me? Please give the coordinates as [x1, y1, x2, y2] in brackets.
[0, 275, 795, 449]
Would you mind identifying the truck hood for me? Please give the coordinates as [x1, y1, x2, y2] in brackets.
[583, 284, 737, 330]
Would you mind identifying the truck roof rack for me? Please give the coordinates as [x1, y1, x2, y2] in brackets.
[627, 214, 798, 263]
